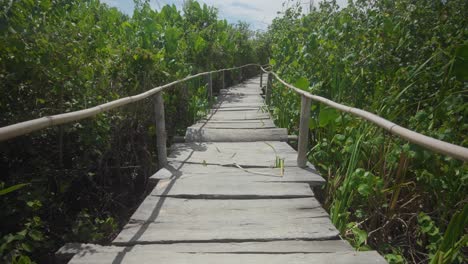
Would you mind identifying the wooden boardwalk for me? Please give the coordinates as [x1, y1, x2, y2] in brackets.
[60, 76, 386, 263]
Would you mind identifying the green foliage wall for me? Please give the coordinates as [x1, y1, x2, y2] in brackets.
[266, 0, 467, 263]
[0, 0, 259, 262]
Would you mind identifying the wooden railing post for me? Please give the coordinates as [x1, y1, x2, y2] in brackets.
[260, 72, 263, 87]
[154, 92, 167, 167]
[208, 72, 213, 98]
[297, 95, 312, 168]
[265, 73, 272, 105]
[222, 70, 225, 90]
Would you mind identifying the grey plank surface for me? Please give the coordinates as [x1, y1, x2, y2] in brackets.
[167, 141, 309, 167]
[69, 251, 387, 264]
[129, 197, 327, 222]
[203, 112, 271, 121]
[207, 108, 268, 115]
[150, 163, 325, 185]
[151, 179, 315, 198]
[113, 197, 339, 244]
[59, 240, 353, 257]
[191, 120, 276, 129]
[216, 98, 264, 105]
[211, 107, 264, 111]
[185, 127, 288, 142]
[215, 102, 265, 108]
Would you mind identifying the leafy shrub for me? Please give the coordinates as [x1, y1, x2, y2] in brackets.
[0, 0, 261, 262]
[265, 0, 467, 262]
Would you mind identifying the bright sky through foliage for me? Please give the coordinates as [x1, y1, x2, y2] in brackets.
[102, 0, 347, 30]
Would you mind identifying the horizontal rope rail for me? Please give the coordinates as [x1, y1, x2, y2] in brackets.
[261, 67, 468, 162]
[0, 64, 260, 142]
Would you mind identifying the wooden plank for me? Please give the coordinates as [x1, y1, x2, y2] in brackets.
[218, 90, 262, 95]
[69, 251, 387, 264]
[58, 240, 353, 258]
[200, 119, 272, 124]
[167, 142, 306, 168]
[151, 179, 315, 198]
[207, 109, 267, 115]
[162, 162, 320, 175]
[130, 197, 325, 221]
[185, 127, 288, 142]
[210, 107, 264, 112]
[191, 120, 276, 129]
[215, 103, 265, 108]
[203, 112, 271, 121]
[167, 152, 300, 167]
[220, 90, 261, 95]
[169, 141, 298, 153]
[217, 95, 264, 104]
[113, 198, 339, 244]
[150, 164, 325, 185]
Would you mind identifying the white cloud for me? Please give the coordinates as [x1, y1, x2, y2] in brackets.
[101, 0, 348, 31]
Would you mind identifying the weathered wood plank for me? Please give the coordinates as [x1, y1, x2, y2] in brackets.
[185, 127, 288, 142]
[207, 109, 268, 115]
[199, 119, 272, 124]
[68, 251, 387, 264]
[210, 107, 264, 112]
[215, 103, 265, 108]
[203, 112, 271, 121]
[191, 120, 276, 129]
[151, 179, 315, 198]
[219, 90, 261, 95]
[58, 240, 353, 258]
[217, 95, 264, 104]
[113, 197, 339, 244]
[150, 164, 325, 185]
[167, 142, 308, 167]
[131, 197, 325, 221]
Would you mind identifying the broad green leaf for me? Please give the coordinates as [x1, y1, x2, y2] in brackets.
[294, 77, 309, 90]
[269, 58, 276, 66]
[318, 106, 339, 127]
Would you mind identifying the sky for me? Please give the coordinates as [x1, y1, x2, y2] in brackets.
[102, 0, 348, 31]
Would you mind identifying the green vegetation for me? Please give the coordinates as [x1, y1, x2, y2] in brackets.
[266, 0, 467, 263]
[1, 0, 466, 263]
[0, 0, 260, 262]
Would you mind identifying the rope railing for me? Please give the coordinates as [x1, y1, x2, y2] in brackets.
[260, 67, 468, 163]
[0, 64, 259, 143]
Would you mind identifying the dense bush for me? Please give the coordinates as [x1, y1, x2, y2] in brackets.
[0, 0, 259, 262]
[266, 0, 467, 263]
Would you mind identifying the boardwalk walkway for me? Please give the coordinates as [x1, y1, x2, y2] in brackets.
[60, 76, 386, 263]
